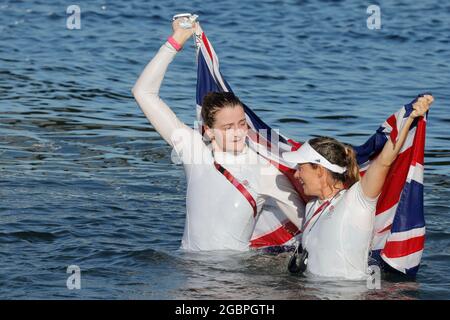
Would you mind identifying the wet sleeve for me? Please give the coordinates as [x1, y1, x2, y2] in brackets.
[346, 181, 378, 231]
[132, 42, 194, 150]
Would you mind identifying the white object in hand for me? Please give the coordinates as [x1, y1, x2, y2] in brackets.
[172, 13, 198, 29]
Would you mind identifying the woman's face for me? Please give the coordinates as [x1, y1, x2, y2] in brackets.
[207, 105, 248, 153]
[294, 163, 322, 197]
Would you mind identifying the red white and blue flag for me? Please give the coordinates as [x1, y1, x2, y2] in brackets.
[354, 97, 428, 277]
[194, 24, 427, 277]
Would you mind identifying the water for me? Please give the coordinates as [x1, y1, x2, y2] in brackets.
[1, 0, 449, 299]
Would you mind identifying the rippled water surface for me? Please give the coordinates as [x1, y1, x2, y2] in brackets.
[1, 0, 449, 299]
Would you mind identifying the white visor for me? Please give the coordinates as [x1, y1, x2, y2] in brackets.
[282, 141, 347, 174]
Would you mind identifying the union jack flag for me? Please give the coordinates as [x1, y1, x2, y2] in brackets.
[355, 98, 428, 277]
[194, 24, 427, 277]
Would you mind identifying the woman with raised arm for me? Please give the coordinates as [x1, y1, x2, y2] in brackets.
[282, 95, 433, 279]
[132, 17, 304, 251]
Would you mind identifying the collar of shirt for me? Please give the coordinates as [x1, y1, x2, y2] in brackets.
[212, 144, 250, 166]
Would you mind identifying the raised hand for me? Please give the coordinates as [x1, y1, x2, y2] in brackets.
[411, 94, 434, 118]
[171, 17, 197, 47]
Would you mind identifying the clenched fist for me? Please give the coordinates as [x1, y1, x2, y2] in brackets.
[411, 94, 433, 118]
[171, 17, 197, 47]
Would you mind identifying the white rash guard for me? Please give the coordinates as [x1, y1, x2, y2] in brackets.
[132, 42, 304, 251]
[301, 181, 378, 280]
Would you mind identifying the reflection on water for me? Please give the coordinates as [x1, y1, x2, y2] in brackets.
[169, 250, 421, 300]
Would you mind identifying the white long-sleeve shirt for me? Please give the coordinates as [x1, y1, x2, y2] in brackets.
[132, 42, 304, 251]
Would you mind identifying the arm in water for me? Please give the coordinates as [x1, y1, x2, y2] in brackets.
[131, 19, 197, 147]
[361, 94, 434, 198]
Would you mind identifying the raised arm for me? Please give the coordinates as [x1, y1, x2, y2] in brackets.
[131, 19, 196, 147]
[361, 94, 433, 198]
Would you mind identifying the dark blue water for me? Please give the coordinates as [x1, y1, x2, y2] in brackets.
[1, 0, 449, 299]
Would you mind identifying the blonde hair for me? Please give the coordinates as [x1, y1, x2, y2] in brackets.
[309, 136, 360, 188]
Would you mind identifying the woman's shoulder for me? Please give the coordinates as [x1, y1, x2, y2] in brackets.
[171, 126, 213, 164]
[348, 181, 379, 201]
[344, 180, 379, 213]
